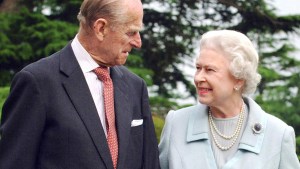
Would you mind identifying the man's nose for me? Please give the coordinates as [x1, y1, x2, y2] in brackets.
[130, 32, 142, 48]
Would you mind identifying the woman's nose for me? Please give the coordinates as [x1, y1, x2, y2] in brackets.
[194, 71, 206, 83]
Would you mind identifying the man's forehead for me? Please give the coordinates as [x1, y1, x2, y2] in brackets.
[124, 22, 144, 31]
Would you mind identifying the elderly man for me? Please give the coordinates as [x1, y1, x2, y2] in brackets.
[0, 0, 160, 168]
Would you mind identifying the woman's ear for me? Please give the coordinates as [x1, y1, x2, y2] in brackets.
[93, 18, 108, 41]
[234, 79, 245, 91]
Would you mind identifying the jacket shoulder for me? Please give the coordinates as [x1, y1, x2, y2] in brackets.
[265, 113, 290, 132]
[114, 66, 141, 78]
[166, 104, 204, 123]
[21, 46, 65, 75]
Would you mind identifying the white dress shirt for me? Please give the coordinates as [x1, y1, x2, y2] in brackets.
[71, 35, 107, 136]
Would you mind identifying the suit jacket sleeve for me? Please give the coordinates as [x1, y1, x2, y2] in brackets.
[279, 126, 300, 168]
[0, 70, 46, 169]
[141, 80, 161, 169]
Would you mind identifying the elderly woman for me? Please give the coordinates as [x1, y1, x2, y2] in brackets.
[159, 30, 300, 169]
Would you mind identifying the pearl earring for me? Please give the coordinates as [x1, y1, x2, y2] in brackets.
[234, 86, 239, 91]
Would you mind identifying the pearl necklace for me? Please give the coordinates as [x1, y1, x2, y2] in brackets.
[208, 103, 245, 151]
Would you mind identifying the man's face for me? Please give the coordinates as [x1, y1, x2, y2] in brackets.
[98, 0, 143, 67]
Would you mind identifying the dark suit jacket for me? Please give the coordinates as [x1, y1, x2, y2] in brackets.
[0, 43, 160, 169]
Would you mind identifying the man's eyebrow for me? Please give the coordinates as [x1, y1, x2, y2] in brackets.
[131, 23, 144, 30]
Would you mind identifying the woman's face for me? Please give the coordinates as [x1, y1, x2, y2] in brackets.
[194, 48, 240, 107]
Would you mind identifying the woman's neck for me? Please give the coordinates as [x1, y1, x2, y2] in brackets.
[209, 98, 244, 118]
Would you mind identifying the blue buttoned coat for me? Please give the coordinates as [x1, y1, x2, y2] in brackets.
[159, 97, 300, 169]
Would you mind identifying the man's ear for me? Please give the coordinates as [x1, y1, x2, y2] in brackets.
[93, 18, 108, 41]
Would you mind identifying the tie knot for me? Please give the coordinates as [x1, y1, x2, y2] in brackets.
[94, 67, 110, 82]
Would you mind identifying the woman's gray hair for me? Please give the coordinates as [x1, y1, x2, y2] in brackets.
[199, 30, 262, 95]
[77, 0, 127, 30]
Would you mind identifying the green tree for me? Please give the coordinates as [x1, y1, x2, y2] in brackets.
[0, 87, 9, 121]
[0, 7, 78, 85]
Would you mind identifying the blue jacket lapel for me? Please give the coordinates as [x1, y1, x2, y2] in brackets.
[224, 97, 267, 169]
[185, 104, 218, 169]
[238, 97, 267, 154]
[186, 98, 266, 155]
[186, 104, 210, 142]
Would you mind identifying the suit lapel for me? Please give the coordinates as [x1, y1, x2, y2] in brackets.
[110, 66, 132, 169]
[59, 43, 114, 169]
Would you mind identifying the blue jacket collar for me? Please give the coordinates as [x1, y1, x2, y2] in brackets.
[186, 97, 267, 154]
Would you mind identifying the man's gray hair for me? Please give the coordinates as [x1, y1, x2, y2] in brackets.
[77, 0, 127, 29]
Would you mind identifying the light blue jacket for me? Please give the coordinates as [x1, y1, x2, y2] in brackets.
[159, 97, 300, 169]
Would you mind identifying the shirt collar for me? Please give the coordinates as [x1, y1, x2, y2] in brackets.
[71, 35, 99, 73]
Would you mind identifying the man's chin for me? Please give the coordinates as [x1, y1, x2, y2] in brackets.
[117, 57, 128, 65]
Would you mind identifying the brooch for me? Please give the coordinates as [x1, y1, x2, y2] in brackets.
[252, 122, 263, 134]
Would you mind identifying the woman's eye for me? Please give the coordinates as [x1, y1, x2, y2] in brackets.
[206, 68, 215, 72]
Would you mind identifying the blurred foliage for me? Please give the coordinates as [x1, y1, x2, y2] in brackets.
[0, 87, 9, 121]
[152, 115, 165, 142]
[0, 7, 78, 85]
[127, 54, 154, 86]
[297, 136, 300, 159]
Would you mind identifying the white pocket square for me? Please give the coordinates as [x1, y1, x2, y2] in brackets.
[131, 119, 143, 127]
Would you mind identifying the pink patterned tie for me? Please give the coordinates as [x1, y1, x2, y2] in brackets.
[94, 67, 118, 169]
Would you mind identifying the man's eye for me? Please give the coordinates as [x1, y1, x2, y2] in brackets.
[127, 31, 137, 36]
